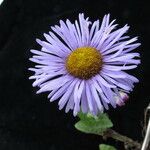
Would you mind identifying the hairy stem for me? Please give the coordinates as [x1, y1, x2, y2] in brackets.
[99, 129, 141, 150]
[141, 103, 150, 150]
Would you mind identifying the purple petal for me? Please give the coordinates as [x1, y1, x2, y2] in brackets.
[94, 74, 116, 88]
[89, 80, 104, 112]
[101, 69, 126, 78]
[50, 80, 73, 102]
[73, 80, 81, 116]
[81, 83, 88, 113]
[101, 74, 132, 91]
[58, 79, 78, 110]
[65, 92, 74, 113]
[37, 75, 73, 94]
[85, 82, 94, 112]
[98, 81, 116, 108]
[103, 64, 138, 71]
[44, 32, 71, 53]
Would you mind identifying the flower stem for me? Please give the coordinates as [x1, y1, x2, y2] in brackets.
[141, 103, 150, 150]
[99, 129, 141, 150]
[141, 118, 150, 150]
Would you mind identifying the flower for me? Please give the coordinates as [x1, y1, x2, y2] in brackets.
[29, 13, 140, 116]
[114, 91, 129, 106]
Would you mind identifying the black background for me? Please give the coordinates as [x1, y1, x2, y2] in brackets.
[0, 0, 149, 150]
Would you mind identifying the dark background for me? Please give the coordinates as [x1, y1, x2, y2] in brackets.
[0, 0, 149, 150]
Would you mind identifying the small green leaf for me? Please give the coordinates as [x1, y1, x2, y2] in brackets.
[75, 112, 113, 135]
[99, 144, 117, 150]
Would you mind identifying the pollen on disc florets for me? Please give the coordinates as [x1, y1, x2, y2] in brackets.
[66, 47, 103, 79]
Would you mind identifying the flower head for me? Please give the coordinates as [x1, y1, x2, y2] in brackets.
[29, 14, 140, 116]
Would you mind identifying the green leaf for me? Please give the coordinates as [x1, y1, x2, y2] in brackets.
[99, 144, 117, 150]
[75, 112, 113, 135]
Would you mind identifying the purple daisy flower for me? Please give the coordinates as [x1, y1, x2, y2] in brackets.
[29, 13, 140, 116]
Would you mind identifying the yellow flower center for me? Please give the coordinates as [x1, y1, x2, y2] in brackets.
[66, 47, 103, 79]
